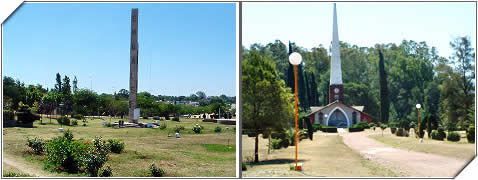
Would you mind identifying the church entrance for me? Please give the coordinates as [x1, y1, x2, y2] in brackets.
[328, 109, 348, 128]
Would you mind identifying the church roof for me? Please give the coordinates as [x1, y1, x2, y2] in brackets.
[306, 100, 370, 117]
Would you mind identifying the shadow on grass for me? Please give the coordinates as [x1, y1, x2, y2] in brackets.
[251, 158, 307, 165]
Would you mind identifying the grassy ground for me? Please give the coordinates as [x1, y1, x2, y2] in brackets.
[2, 117, 236, 177]
[242, 132, 400, 177]
[368, 131, 475, 160]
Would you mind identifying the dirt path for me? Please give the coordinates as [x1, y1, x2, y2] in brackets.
[243, 133, 397, 177]
[341, 131, 469, 177]
[3, 154, 50, 177]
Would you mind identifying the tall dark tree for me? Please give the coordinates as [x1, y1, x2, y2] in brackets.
[287, 41, 295, 92]
[298, 64, 308, 110]
[378, 49, 389, 124]
[62, 76, 73, 114]
[55, 73, 62, 93]
[73, 76, 78, 93]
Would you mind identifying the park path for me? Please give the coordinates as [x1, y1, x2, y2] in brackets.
[3, 154, 51, 177]
[341, 131, 469, 177]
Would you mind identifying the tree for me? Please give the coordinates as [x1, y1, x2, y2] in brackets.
[117, 89, 129, 100]
[196, 91, 207, 101]
[62, 76, 73, 114]
[378, 49, 389, 124]
[73, 76, 78, 93]
[242, 50, 294, 163]
[55, 73, 62, 92]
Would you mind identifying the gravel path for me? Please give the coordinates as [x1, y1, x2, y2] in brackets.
[341, 131, 469, 177]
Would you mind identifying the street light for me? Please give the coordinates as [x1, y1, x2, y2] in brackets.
[416, 104, 422, 143]
[289, 52, 302, 171]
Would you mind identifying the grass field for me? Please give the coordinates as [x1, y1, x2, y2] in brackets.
[369, 132, 475, 160]
[2, 117, 236, 177]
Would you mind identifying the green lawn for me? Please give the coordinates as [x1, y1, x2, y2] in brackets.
[369, 133, 475, 160]
[2, 117, 236, 177]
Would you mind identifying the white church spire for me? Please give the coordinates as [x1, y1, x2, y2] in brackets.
[330, 3, 343, 85]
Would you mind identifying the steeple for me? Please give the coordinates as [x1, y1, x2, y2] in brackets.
[329, 3, 344, 103]
[330, 3, 342, 85]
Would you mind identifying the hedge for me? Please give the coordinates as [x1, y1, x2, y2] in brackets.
[467, 126, 475, 143]
[348, 127, 364, 132]
[390, 127, 397, 134]
[447, 132, 461, 142]
[396, 128, 405, 137]
[320, 127, 337, 133]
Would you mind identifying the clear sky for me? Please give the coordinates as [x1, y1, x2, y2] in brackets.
[243, 2, 476, 58]
[3, 3, 236, 97]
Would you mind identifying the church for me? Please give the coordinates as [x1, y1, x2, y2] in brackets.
[306, 4, 372, 128]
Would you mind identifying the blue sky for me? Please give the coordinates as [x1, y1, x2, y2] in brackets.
[243, 2, 475, 58]
[3, 3, 236, 97]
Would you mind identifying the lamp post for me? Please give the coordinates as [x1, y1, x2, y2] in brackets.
[289, 52, 302, 171]
[416, 104, 422, 143]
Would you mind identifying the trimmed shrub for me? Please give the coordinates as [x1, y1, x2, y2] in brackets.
[271, 138, 282, 149]
[396, 128, 405, 136]
[159, 123, 167, 130]
[72, 114, 84, 120]
[153, 116, 160, 120]
[390, 127, 397, 134]
[389, 122, 399, 128]
[348, 127, 364, 132]
[355, 122, 370, 129]
[312, 124, 322, 132]
[431, 128, 446, 141]
[171, 117, 180, 122]
[467, 126, 475, 143]
[320, 127, 338, 133]
[150, 163, 165, 177]
[57, 116, 70, 126]
[99, 166, 113, 177]
[242, 162, 247, 171]
[447, 132, 461, 142]
[26, 137, 45, 155]
[369, 122, 376, 128]
[72, 119, 78, 126]
[3, 110, 14, 121]
[192, 124, 202, 134]
[107, 139, 125, 154]
[214, 126, 222, 133]
[174, 125, 184, 133]
[142, 116, 148, 119]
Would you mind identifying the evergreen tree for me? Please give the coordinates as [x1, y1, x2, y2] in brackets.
[298, 64, 308, 110]
[378, 49, 389, 124]
[73, 76, 78, 93]
[55, 73, 62, 92]
[287, 41, 295, 92]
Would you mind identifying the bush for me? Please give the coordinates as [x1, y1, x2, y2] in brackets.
[390, 127, 397, 134]
[467, 126, 475, 143]
[447, 132, 461, 142]
[192, 124, 202, 134]
[3, 110, 14, 121]
[312, 124, 322, 132]
[171, 117, 180, 122]
[380, 124, 387, 131]
[142, 116, 148, 119]
[159, 123, 167, 130]
[150, 163, 165, 177]
[214, 126, 222, 133]
[106, 122, 112, 127]
[355, 122, 370, 129]
[153, 116, 160, 120]
[85, 136, 110, 177]
[395, 128, 405, 137]
[72, 114, 84, 120]
[369, 122, 376, 128]
[64, 129, 74, 141]
[99, 166, 113, 177]
[26, 137, 45, 155]
[57, 116, 70, 126]
[16, 110, 40, 124]
[271, 138, 282, 149]
[348, 127, 364, 132]
[107, 139, 125, 154]
[320, 126, 337, 133]
[242, 162, 247, 171]
[44, 135, 89, 173]
[174, 125, 184, 133]
[431, 128, 446, 141]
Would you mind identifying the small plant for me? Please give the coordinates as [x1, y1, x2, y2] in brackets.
[447, 132, 461, 142]
[174, 125, 184, 133]
[150, 163, 165, 177]
[159, 123, 167, 130]
[242, 162, 247, 171]
[72, 114, 84, 120]
[271, 138, 282, 149]
[57, 116, 70, 126]
[82, 119, 88, 126]
[215, 126, 222, 133]
[64, 129, 74, 141]
[26, 137, 45, 155]
[71, 119, 78, 126]
[142, 116, 148, 119]
[107, 139, 125, 154]
[99, 166, 113, 177]
[106, 122, 112, 127]
[192, 124, 202, 134]
[431, 127, 446, 141]
[390, 127, 397, 134]
[467, 126, 475, 143]
[172, 117, 180, 122]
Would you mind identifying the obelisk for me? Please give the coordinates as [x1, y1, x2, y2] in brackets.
[129, 8, 139, 123]
[329, 3, 344, 103]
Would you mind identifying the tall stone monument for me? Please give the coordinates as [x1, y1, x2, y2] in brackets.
[329, 3, 344, 103]
[129, 8, 139, 123]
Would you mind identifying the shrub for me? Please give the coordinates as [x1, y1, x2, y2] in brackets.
[271, 138, 282, 149]
[107, 139, 125, 154]
[150, 163, 165, 177]
[467, 126, 475, 143]
[312, 124, 322, 132]
[174, 125, 184, 133]
[390, 127, 397, 134]
[106, 122, 112, 127]
[16, 110, 40, 124]
[348, 127, 364, 132]
[415, 128, 425, 138]
[320, 126, 337, 133]
[3, 110, 14, 121]
[82, 119, 88, 126]
[242, 162, 247, 171]
[159, 123, 167, 130]
[26, 137, 45, 155]
[72, 114, 84, 120]
[172, 117, 180, 122]
[192, 124, 202, 134]
[431, 128, 446, 141]
[153, 116, 160, 120]
[64, 129, 74, 141]
[355, 122, 370, 129]
[57, 116, 70, 126]
[215, 126, 222, 133]
[380, 124, 387, 130]
[44, 136, 89, 173]
[71, 119, 78, 126]
[396, 128, 405, 137]
[85, 136, 110, 177]
[99, 166, 113, 177]
[447, 132, 461, 142]
[142, 116, 148, 119]
[369, 122, 376, 128]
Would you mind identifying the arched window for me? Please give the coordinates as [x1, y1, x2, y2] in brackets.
[352, 112, 357, 124]
[319, 112, 324, 124]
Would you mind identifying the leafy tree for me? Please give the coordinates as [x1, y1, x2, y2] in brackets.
[378, 49, 389, 124]
[55, 73, 62, 92]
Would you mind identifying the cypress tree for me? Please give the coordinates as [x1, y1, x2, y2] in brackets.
[378, 50, 389, 124]
[298, 64, 308, 110]
[287, 41, 295, 92]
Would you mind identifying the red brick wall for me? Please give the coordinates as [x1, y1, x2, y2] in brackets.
[329, 84, 344, 103]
